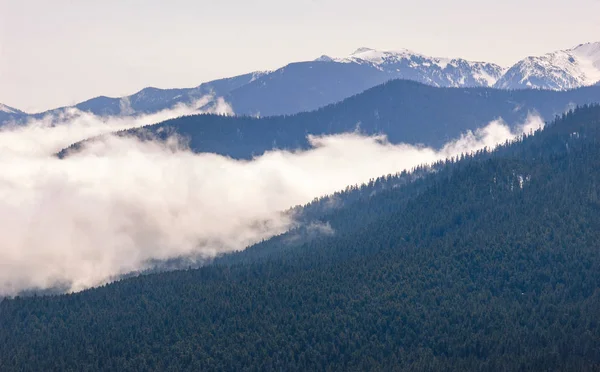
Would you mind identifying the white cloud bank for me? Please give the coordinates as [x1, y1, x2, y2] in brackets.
[0, 109, 543, 295]
[0, 95, 233, 157]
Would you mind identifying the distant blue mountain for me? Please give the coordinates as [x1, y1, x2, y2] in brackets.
[0, 103, 26, 124]
[1, 48, 507, 123]
[204, 48, 505, 116]
[214, 61, 394, 117]
[60, 80, 600, 159]
[494, 42, 600, 90]
[5, 42, 600, 124]
[60, 72, 267, 117]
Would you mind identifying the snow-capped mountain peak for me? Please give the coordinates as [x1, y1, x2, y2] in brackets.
[348, 47, 422, 63]
[4, 42, 599, 127]
[0, 103, 23, 114]
[314, 55, 334, 62]
[571, 42, 600, 63]
[494, 41, 600, 90]
[328, 47, 504, 88]
[569, 42, 600, 82]
[340, 47, 439, 66]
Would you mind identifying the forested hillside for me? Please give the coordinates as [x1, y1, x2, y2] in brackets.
[59, 80, 600, 159]
[2, 105, 600, 371]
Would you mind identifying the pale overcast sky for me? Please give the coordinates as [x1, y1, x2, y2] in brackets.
[1, 0, 599, 112]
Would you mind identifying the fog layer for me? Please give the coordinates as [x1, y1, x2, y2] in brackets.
[0, 108, 543, 294]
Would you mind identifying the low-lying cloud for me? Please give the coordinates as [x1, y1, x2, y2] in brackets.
[0, 110, 543, 295]
[0, 95, 233, 157]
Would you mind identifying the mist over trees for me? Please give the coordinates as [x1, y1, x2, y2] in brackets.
[1, 105, 600, 371]
[59, 80, 600, 159]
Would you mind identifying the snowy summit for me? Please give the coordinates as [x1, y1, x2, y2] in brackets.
[0, 103, 23, 114]
[319, 47, 505, 88]
[495, 42, 600, 90]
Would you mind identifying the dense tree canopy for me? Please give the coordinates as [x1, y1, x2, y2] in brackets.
[3, 105, 600, 371]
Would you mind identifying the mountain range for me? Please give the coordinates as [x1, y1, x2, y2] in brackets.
[4, 30, 600, 370]
[496, 42, 600, 90]
[4, 104, 600, 371]
[0, 104, 25, 124]
[322, 46, 504, 87]
[60, 80, 600, 159]
[2, 42, 599, 122]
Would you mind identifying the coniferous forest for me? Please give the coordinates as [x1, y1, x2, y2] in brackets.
[58, 80, 600, 159]
[2, 105, 600, 371]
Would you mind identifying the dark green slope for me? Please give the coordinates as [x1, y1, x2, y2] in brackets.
[59, 81, 600, 159]
[3, 105, 600, 371]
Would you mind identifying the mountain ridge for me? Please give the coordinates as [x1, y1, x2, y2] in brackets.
[494, 41, 600, 90]
[58, 80, 600, 160]
[3, 105, 600, 370]
[328, 46, 506, 87]
[3, 42, 599, 123]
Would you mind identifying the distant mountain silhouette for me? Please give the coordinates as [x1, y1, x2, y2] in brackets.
[6, 42, 600, 125]
[6, 105, 600, 371]
[60, 80, 600, 159]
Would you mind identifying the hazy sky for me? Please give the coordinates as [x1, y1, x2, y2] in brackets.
[1, 0, 599, 112]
